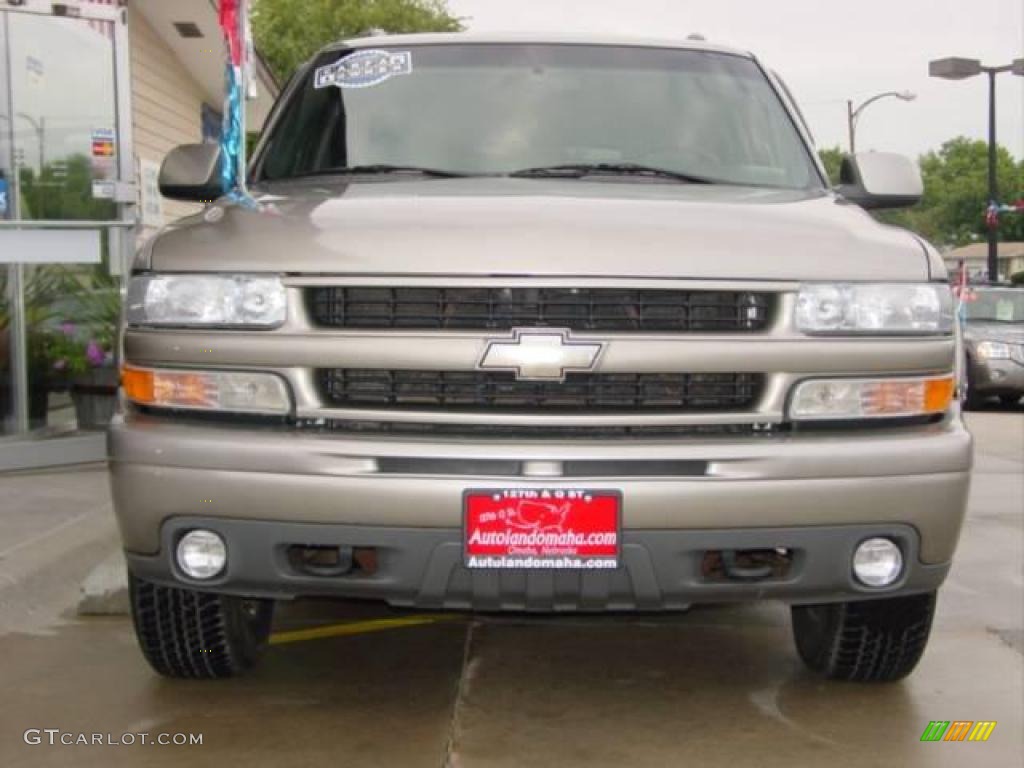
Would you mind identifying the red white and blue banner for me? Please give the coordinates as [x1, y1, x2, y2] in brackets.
[985, 199, 1024, 229]
[217, 0, 257, 204]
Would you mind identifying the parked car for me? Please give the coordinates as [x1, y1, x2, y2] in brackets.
[962, 285, 1024, 408]
[111, 33, 971, 683]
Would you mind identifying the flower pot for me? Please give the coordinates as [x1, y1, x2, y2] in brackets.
[70, 368, 119, 430]
[29, 380, 51, 429]
[0, 367, 54, 430]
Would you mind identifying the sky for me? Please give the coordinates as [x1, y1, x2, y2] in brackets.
[447, 0, 1024, 162]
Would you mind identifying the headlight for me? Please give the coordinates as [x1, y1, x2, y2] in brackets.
[126, 274, 286, 328]
[795, 283, 953, 334]
[789, 375, 955, 421]
[976, 340, 1012, 360]
[122, 366, 291, 414]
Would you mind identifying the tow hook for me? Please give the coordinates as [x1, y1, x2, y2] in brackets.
[720, 550, 775, 581]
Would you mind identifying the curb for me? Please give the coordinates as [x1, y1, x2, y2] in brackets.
[77, 548, 129, 616]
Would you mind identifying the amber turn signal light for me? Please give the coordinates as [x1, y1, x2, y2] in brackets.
[120, 366, 290, 414]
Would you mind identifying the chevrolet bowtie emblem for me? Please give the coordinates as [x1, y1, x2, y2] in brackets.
[478, 329, 605, 382]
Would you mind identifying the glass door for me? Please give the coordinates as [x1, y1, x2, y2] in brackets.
[1, 13, 12, 432]
[0, 1, 134, 468]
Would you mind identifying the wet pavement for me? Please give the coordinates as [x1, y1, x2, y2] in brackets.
[1, 411, 1021, 767]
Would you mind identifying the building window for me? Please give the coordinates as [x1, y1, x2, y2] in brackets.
[201, 103, 222, 144]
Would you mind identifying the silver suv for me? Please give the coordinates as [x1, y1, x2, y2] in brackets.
[112, 34, 972, 682]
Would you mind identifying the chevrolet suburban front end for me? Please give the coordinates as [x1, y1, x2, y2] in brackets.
[110, 34, 972, 682]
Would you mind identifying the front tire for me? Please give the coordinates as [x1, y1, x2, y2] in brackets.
[129, 573, 274, 679]
[791, 591, 936, 682]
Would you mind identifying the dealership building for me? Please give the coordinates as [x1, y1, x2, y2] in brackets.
[0, 0, 278, 469]
[942, 241, 1024, 284]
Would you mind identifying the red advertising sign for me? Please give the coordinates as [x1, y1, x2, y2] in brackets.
[464, 489, 620, 570]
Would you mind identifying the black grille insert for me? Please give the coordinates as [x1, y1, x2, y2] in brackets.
[296, 419, 774, 440]
[319, 370, 762, 412]
[308, 287, 772, 332]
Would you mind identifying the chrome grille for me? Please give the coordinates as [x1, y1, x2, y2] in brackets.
[308, 287, 772, 332]
[319, 370, 762, 412]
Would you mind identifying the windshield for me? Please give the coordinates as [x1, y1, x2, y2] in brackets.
[257, 44, 821, 189]
[963, 289, 1024, 323]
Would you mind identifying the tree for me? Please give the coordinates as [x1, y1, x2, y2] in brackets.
[911, 137, 1023, 245]
[821, 139, 1024, 246]
[253, 0, 463, 81]
[818, 147, 843, 186]
[18, 154, 118, 293]
[18, 154, 116, 222]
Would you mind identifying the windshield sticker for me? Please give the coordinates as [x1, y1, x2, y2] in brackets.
[315, 50, 412, 90]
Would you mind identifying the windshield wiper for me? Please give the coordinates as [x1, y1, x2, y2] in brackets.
[302, 164, 472, 178]
[508, 163, 719, 184]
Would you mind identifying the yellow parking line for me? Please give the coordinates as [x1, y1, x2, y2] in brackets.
[269, 615, 459, 645]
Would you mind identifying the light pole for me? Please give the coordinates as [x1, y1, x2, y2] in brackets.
[0, 112, 45, 171]
[929, 56, 1024, 283]
[847, 91, 916, 153]
[16, 112, 45, 172]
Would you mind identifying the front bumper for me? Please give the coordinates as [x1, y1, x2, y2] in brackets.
[127, 518, 947, 610]
[109, 413, 973, 609]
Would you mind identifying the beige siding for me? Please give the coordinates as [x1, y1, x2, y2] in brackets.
[128, 7, 205, 233]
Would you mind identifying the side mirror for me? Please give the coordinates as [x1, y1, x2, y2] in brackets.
[836, 152, 922, 210]
[158, 144, 223, 202]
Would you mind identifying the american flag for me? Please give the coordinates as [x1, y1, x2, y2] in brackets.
[83, 0, 117, 40]
[985, 201, 1000, 230]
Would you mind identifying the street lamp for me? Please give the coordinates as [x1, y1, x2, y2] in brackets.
[0, 112, 45, 170]
[847, 91, 917, 153]
[15, 113, 45, 172]
[929, 56, 1024, 283]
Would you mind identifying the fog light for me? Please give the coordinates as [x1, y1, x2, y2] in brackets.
[176, 530, 227, 580]
[852, 537, 903, 587]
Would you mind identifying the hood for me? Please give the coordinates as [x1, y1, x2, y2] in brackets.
[148, 178, 929, 281]
[965, 321, 1024, 343]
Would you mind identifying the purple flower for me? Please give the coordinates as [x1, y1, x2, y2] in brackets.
[60, 322, 76, 337]
[53, 359, 67, 371]
[86, 341, 105, 367]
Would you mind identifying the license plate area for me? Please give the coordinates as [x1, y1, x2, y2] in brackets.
[463, 489, 621, 570]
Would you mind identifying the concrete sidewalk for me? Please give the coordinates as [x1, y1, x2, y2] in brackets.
[0, 465, 118, 636]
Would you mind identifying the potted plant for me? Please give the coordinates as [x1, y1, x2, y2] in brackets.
[0, 266, 72, 429]
[42, 321, 118, 429]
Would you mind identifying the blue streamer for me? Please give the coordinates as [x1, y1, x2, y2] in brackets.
[220, 63, 242, 194]
[219, 63, 258, 209]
